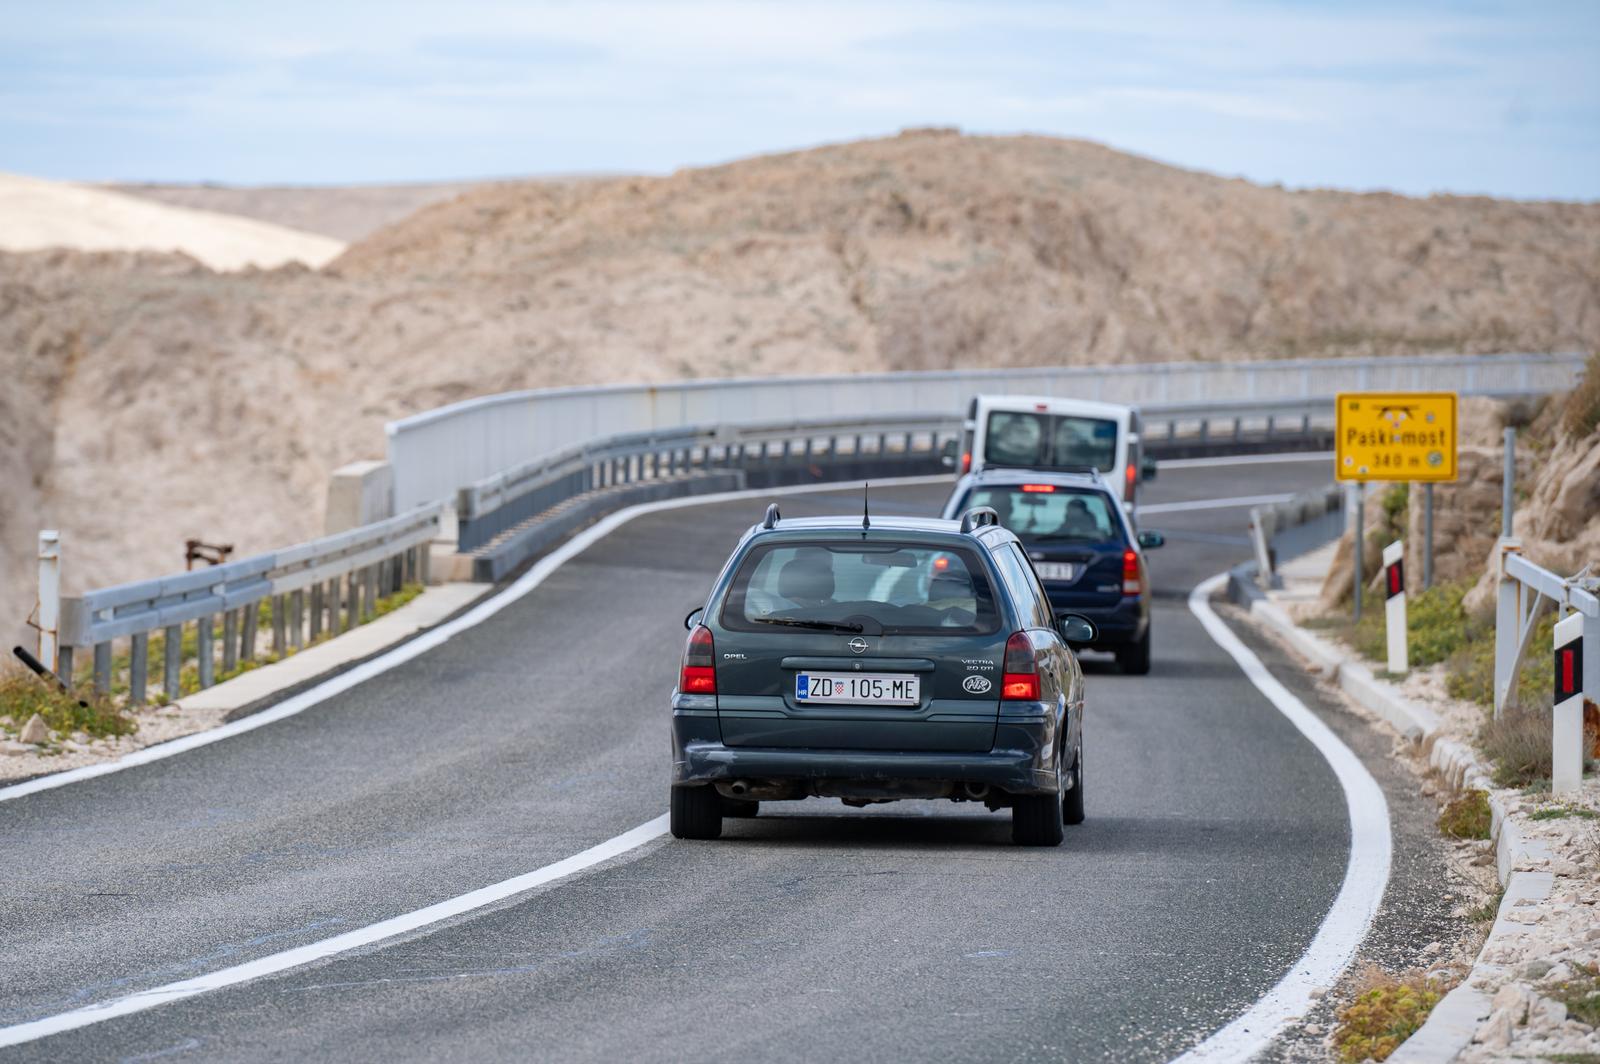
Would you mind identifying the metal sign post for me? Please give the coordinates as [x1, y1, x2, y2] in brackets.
[1423, 482, 1434, 589]
[1553, 612, 1584, 796]
[1352, 484, 1365, 622]
[37, 531, 60, 674]
[1383, 540, 1408, 675]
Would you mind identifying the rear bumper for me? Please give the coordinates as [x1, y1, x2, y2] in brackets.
[1048, 594, 1146, 649]
[672, 702, 1064, 796]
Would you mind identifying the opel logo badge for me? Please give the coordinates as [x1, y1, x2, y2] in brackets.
[847, 637, 869, 654]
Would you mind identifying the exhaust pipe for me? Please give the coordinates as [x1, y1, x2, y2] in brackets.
[961, 782, 989, 800]
[728, 781, 750, 797]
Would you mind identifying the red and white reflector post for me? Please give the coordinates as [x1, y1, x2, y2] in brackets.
[1553, 612, 1585, 796]
[1383, 540, 1407, 676]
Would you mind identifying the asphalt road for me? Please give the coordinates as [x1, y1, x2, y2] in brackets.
[1, 457, 1352, 1063]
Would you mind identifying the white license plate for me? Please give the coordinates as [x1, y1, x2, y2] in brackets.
[795, 672, 920, 705]
[1035, 562, 1082, 583]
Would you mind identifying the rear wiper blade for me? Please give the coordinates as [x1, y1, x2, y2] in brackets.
[751, 617, 865, 633]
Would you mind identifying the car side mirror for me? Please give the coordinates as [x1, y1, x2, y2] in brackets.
[1137, 530, 1165, 550]
[1057, 613, 1097, 645]
[684, 607, 705, 630]
[1141, 456, 1158, 481]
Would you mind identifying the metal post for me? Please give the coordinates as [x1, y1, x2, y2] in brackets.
[420, 545, 432, 587]
[222, 611, 239, 674]
[1502, 427, 1515, 537]
[163, 624, 181, 700]
[241, 604, 258, 662]
[1423, 482, 1434, 589]
[58, 645, 74, 689]
[198, 615, 214, 689]
[290, 590, 305, 649]
[364, 565, 378, 618]
[1493, 540, 1522, 718]
[271, 595, 286, 656]
[37, 531, 60, 672]
[310, 584, 324, 640]
[347, 572, 361, 630]
[94, 642, 110, 696]
[1353, 482, 1365, 622]
[129, 632, 148, 706]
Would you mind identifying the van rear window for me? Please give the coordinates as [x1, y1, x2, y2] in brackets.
[722, 542, 1000, 635]
[985, 411, 1118, 472]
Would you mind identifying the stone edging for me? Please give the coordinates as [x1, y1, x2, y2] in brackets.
[1240, 591, 1549, 1063]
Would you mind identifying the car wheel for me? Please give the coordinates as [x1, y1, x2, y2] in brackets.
[1062, 742, 1085, 826]
[1117, 627, 1152, 675]
[1011, 766, 1066, 847]
[721, 797, 760, 818]
[670, 785, 723, 839]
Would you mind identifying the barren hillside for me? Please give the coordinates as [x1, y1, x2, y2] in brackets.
[109, 181, 489, 243]
[3, 131, 1598, 642]
[0, 173, 344, 270]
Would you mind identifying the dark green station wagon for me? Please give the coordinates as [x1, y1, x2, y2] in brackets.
[671, 504, 1097, 846]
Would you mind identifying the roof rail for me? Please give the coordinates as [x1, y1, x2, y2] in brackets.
[761, 503, 781, 529]
[959, 507, 1000, 534]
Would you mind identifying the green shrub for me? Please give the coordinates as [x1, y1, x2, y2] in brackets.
[0, 664, 137, 740]
[1446, 608, 1556, 710]
[1553, 963, 1600, 1028]
[1335, 967, 1441, 1062]
[1437, 790, 1491, 839]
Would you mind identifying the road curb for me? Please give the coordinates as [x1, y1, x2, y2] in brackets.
[1241, 590, 1549, 1063]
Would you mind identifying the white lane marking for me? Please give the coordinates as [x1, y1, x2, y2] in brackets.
[1172, 574, 1391, 1063]
[0, 815, 670, 1048]
[1139, 493, 1293, 514]
[0, 476, 936, 805]
[1157, 451, 1334, 469]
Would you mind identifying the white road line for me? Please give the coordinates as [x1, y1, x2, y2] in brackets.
[1138, 493, 1293, 515]
[0, 476, 933, 805]
[0, 815, 670, 1048]
[1158, 451, 1334, 469]
[1172, 574, 1391, 1063]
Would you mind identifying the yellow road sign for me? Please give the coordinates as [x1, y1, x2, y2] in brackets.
[1336, 391, 1458, 482]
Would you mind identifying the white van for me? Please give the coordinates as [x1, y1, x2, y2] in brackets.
[944, 395, 1154, 510]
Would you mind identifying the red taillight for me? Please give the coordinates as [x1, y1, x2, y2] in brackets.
[1122, 549, 1141, 595]
[1125, 463, 1137, 504]
[1001, 631, 1040, 701]
[961, 452, 972, 473]
[680, 624, 716, 694]
[1020, 483, 1055, 493]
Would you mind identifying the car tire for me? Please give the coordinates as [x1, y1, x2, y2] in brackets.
[1011, 762, 1066, 847]
[1117, 627, 1152, 675]
[721, 797, 760, 818]
[670, 785, 723, 840]
[1062, 742, 1085, 826]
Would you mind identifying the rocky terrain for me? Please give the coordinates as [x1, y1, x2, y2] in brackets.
[4, 130, 1599, 642]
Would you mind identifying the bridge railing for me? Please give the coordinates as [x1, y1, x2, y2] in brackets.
[386, 352, 1586, 511]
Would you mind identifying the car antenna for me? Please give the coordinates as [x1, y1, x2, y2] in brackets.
[862, 481, 871, 533]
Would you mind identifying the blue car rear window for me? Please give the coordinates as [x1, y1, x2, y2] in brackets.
[721, 541, 1001, 636]
[958, 486, 1126, 546]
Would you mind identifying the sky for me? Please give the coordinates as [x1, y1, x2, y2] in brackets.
[1, 0, 1596, 199]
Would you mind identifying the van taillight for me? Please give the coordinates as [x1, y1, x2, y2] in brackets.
[680, 624, 716, 694]
[1122, 549, 1141, 595]
[961, 452, 972, 473]
[1125, 463, 1136, 504]
[1001, 632, 1039, 701]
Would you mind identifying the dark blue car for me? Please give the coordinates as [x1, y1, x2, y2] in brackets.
[941, 469, 1163, 674]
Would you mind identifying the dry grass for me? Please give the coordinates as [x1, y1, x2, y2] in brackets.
[1334, 966, 1442, 1063]
[1437, 789, 1491, 839]
[1562, 352, 1600, 440]
[1479, 704, 1557, 789]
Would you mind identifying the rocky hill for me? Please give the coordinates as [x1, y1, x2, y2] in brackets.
[3, 131, 1598, 642]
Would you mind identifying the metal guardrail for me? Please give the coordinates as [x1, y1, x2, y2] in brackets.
[1495, 550, 1599, 712]
[1247, 484, 1346, 587]
[457, 413, 960, 553]
[386, 352, 1588, 510]
[55, 504, 441, 704]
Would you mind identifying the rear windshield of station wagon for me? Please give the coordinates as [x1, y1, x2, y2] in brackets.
[722, 542, 1001, 636]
